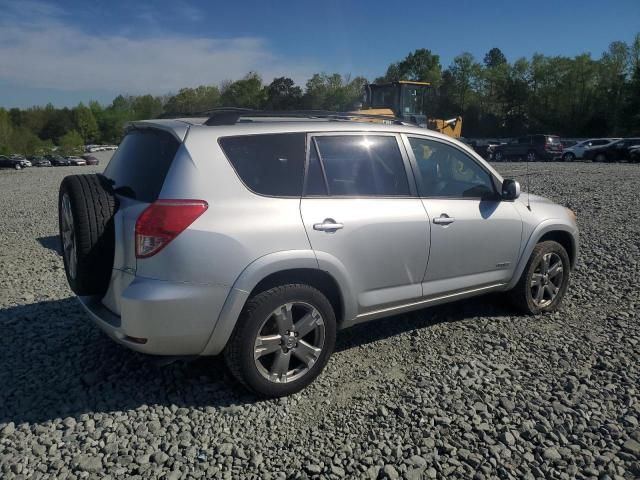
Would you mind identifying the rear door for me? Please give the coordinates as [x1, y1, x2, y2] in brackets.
[300, 132, 430, 319]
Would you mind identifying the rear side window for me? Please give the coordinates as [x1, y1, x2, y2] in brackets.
[545, 136, 561, 144]
[314, 135, 409, 196]
[104, 129, 179, 203]
[219, 133, 306, 196]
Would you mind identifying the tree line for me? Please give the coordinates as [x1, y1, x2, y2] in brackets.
[1, 33, 639, 156]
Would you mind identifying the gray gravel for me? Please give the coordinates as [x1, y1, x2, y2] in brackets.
[1, 159, 639, 479]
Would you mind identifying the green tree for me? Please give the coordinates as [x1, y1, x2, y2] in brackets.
[0, 108, 13, 155]
[484, 48, 507, 68]
[164, 86, 220, 114]
[132, 94, 164, 119]
[264, 77, 303, 110]
[59, 130, 84, 155]
[380, 49, 442, 86]
[74, 103, 99, 143]
[10, 126, 43, 156]
[220, 73, 265, 108]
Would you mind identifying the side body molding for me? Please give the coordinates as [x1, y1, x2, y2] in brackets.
[200, 249, 358, 355]
[505, 219, 579, 291]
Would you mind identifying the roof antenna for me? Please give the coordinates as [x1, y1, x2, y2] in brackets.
[526, 153, 531, 211]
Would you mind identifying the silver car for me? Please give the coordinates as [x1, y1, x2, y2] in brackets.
[58, 112, 579, 397]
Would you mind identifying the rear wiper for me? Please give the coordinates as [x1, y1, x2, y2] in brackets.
[113, 186, 137, 199]
[103, 176, 137, 199]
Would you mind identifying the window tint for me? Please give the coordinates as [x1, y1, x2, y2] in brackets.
[591, 140, 607, 146]
[314, 135, 409, 196]
[305, 140, 327, 195]
[219, 133, 306, 196]
[409, 137, 496, 198]
[517, 137, 529, 144]
[103, 129, 179, 203]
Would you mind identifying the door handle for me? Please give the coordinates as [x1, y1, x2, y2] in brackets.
[313, 219, 344, 232]
[433, 214, 455, 225]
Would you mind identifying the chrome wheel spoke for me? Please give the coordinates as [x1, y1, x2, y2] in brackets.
[293, 310, 321, 338]
[253, 300, 326, 384]
[273, 304, 294, 335]
[254, 334, 281, 358]
[535, 285, 545, 303]
[293, 340, 321, 368]
[269, 350, 291, 381]
[531, 273, 543, 287]
[548, 262, 563, 278]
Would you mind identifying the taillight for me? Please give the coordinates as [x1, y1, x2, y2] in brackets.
[135, 200, 208, 258]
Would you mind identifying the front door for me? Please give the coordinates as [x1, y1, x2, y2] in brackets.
[404, 135, 523, 298]
[300, 133, 430, 319]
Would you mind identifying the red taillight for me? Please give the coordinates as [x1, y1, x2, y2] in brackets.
[135, 199, 208, 258]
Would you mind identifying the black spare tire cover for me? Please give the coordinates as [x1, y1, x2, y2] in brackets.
[58, 174, 118, 296]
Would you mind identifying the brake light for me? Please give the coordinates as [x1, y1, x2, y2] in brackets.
[135, 200, 208, 258]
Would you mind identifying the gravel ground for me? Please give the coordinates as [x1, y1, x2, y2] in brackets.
[1, 158, 639, 480]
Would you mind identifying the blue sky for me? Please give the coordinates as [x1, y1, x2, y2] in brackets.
[1, 0, 639, 108]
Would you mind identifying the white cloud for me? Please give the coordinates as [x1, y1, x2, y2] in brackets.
[0, 1, 318, 95]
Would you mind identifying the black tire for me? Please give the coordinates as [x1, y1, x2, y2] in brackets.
[224, 284, 337, 397]
[562, 152, 575, 162]
[510, 241, 571, 314]
[14, 164, 21, 170]
[594, 152, 607, 163]
[494, 151, 504, 162]
[58, 174, 118, 296]
[526, 150, 538, 162]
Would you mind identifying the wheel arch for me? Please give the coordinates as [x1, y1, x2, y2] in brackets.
[200, 250, 355, 356]
[506, 221, 579, 290]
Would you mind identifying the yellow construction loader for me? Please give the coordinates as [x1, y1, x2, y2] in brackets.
[352, 80, 462, 138]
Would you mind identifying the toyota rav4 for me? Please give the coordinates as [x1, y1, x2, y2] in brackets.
[58, 111, 579, 397]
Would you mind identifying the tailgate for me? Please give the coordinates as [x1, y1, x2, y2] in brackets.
[99, 127, 181, 314]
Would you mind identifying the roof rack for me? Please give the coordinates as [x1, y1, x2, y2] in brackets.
[158, 108, 418, 127]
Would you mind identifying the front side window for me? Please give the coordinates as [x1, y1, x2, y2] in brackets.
[313, 135, 409, 197]
[219, 133, 306, 196]
[409, 137, 496, 198]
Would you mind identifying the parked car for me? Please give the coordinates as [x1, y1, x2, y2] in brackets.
[47, 155, 71, 166]
[10, 154, 31, 167]
[58, 112, 579, 397]
[81, 154, 100, 165]
[492, 134, 563, 162]
[0, 155, 28, 170]
[29, 156, 52, 167]
[67, 156, 87, 166]
[561, 138, 620, 161]
[583, 138, 640, 162]
[468, 139, 503, 160]
[629, 145, 640, 163]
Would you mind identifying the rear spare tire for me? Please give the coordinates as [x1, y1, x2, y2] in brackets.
[58, 174, 117, 296]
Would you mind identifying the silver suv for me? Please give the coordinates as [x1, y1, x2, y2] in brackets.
[58, 111, 579, 397]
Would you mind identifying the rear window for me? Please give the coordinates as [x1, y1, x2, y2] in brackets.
[546, 136, 561, 144]
[103, 129, 179, 203]
[219, 133, 306, 196]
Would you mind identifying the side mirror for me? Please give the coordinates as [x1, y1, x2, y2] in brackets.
[501, 179, 520, 200]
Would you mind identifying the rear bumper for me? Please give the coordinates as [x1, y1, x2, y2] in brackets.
[78, 275, 230, 355]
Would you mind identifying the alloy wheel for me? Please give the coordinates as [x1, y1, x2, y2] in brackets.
[253, 302, 326, 383]
[530, 252, 563, 308]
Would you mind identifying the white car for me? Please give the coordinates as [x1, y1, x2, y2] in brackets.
[562, 138, 620, 161]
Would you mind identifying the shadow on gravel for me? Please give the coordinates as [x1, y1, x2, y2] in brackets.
[0, 293, 519, 424]
[37, 235, 61, 255]
[336, 293, 519, 352]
